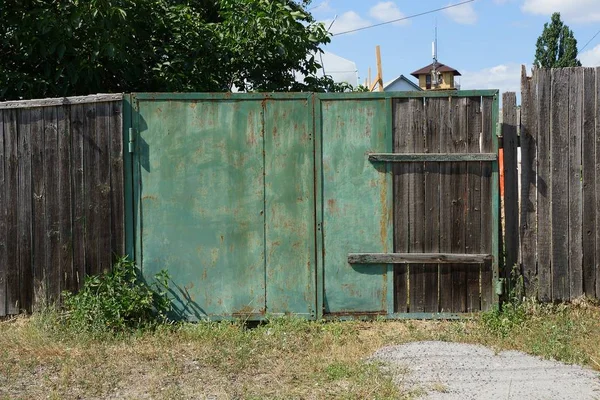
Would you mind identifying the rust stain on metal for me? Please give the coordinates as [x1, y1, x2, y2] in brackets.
[142, 195, 157, 201]
[379, 173, 389, 252]
[327, 198, 339, 214]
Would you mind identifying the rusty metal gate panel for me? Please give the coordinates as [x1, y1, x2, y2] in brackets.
[130, 93, 316, 320]
[316, 96, 394, 316]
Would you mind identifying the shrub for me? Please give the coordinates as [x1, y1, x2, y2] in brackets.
[61, 256, 172, 335]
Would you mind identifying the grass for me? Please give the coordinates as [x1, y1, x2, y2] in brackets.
[1, 299, 599, 399]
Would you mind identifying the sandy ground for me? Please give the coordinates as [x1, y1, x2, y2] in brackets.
[372, 341, 600, 400]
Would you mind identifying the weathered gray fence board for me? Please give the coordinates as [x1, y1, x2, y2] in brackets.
[57, 106, 73, 293]
[568, 69, 583, 299]
[96, 102, 113, 275]
[520, 67, 538, 294]
[550, 68, 570, 300]
[409, 98, 426, 313]
[0, 99, 124, 314]
[502, 93, 519, 286]
[451, 98, 468, 313]
[31, 108, 46, 306]
[466, 97, 482, 312]
[71, 104, 86, 290]
[439, 98, 454, 311]
[0, 111, 6, 316]
[17, 109, 33, 311]
[582, 68, 596, 298]
[393, 99, 410, 313]
[110, 102, 125, 257]
[480, 97, 494, 311]
[536, 69, 552, 302]
[5, 110, 19, 314]
[424, 98, 441, 313]
[596, 67, 600, 299]
[44, 106, 61, 303]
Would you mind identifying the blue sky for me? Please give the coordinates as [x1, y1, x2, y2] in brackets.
[310, 0, 600, 93]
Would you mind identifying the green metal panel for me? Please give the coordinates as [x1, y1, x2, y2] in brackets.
[264, 98, 316, 316]
[320, 98, 393, 314]
[134, 99, 266, 319]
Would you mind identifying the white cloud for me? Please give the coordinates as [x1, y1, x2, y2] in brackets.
[310, 0, 333, 15]
[580, 44, 600, 67]
[459, 63, 529, 94]
[443, 2, 478, 24]
[325, 11, 371, 35]
[369, 2, 409, 25]
[522, 0, 600, 23]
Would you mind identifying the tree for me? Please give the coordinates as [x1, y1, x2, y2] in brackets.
[0, 0, 340, 100]
[534, 12, 581, 68]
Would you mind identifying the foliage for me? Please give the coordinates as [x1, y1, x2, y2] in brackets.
[0, 0, 339, 100]
[353, 84, 372, 92]
[61, 256, 171, 335]
[534, 12, 581, 68]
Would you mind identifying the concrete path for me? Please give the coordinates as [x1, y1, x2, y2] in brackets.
[372, 341, 600, 400]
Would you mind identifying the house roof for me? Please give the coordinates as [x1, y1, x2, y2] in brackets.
[383, 75, 422, 91]
[411, 63, 461, 78]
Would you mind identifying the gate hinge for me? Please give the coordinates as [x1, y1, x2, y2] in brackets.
[128, 128, 135, 153]
[495, 278, 505, 296]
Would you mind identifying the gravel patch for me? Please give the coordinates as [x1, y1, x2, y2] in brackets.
[372, 341, 600, 400]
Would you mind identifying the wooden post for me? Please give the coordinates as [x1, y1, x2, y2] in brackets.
[376, 45, 384, 92]
[369, 46, 384, 92]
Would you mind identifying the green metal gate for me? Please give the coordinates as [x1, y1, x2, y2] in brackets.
[125, 90, 499, 321]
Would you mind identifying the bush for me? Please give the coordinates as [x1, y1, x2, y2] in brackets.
[61, 256, 172, 335]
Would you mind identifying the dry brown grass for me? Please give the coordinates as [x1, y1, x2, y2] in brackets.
[1, 300, 599, 399]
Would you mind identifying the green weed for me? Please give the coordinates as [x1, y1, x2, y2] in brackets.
[60, 256, 172, 336]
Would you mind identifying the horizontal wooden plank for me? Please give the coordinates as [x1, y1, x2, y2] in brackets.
[348, 253, 492, 264]
[0, 94, 123, 109]
[369, 153, 497, 162]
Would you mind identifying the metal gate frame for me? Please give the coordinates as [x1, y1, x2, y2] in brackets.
[123, 90, 500, 321]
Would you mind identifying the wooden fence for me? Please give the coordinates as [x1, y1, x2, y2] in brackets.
[505, 66, 600, 302]
[0, 94, 125, 316]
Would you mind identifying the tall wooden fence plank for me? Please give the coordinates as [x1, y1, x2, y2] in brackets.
[57, 106, 73, 294]
[393, 99, 410, 313]
[0, 111, 6, 316]
[480, 97, 494, 311]
[568, 68, 584, 299]
[451, 97, 468, 313]
[439, 97, 454, 311]
[83, 103, 98, 277]
[409, 98, 426, 313]
[423, 98, 441, 313]
[466, 97, 482, 312]
[582, 68, 596, 298]
[17, 109, 33, 312]
[96, 102, 112, 274]
[502, 92, 519, 291]
[110, 102, 125, 257]
[71, 104, 86, 290]
[596, 67, 600, 300]
[31, 108, 46, 304]
[5, 110, 19, 314]
[551, 68, 570, 301]
[520, 66, 538, 295]
[44, 107, 61, 302]
[536, 69, 552, 302]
